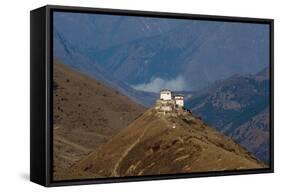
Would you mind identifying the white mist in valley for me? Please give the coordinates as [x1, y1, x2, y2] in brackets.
[131, 75, 188, 93]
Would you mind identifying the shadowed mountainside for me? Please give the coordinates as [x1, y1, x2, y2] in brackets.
[186, 68, 270, 163]
[53, 60, 146, 180]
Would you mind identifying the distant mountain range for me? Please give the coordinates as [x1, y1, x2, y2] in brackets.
[186, 68, 270, 163]
[54, 25, 159, 106]
[53, 11, 269, 93]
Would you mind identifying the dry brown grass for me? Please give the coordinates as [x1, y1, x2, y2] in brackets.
[70, 108, 266, 180]
[53, 60, 146, 180]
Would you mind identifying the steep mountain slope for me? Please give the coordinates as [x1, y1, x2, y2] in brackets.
[186, 68, 270, 163]
[64, 107, 265, 180]
[230, 108, 270, 162]
[53, 60, 146, 179]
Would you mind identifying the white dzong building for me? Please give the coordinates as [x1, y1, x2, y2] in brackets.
[160, 89, 172, 100]
[174, 94, 184, 107]
[157, 89, 185, 113]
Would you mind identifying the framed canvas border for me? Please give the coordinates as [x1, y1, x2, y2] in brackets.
[30, 5, 274, 187]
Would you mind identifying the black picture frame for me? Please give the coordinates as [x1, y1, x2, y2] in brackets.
[30, 5, 274, 187]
